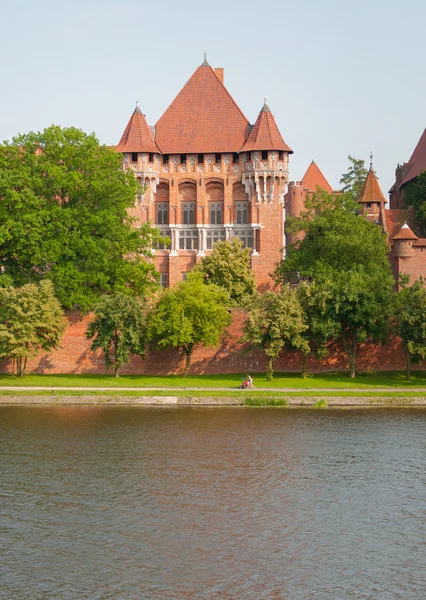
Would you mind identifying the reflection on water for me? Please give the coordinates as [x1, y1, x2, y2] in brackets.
[0, 406, 425, 599]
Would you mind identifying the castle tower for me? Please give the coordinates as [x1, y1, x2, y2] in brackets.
[116, 61, 292, 289]
[285, 160, 332, 247]
[241, 101, 293, 285]
[116, 104, 161, 223]
[358, 157, 386, 223]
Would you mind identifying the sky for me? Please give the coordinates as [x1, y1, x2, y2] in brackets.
[1, 0, 425, 195]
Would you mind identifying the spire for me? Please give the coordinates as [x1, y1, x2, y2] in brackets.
[369, 151, 373, 171]
[116, 105, 159, 154]
[358, 167, 386, 204]
[393, 222, 418, 241]
[242, 101, 292, 152]
[301, 161, 332, 194]
[201, 52, 209, 66]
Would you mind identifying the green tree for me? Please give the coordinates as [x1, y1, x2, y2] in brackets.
[242, 286, 309, 379]
[276, 206, 394, 377]
[339, 155, 368, 201]
[0, 126, 162, 310]
[404, 171, 426, 235]
[0, 280, 66, 376]
[394, 278, 426, 379]
[86, 293, 148, 378]
[195, 238, 256, 306]
[148, 273, 232, 374]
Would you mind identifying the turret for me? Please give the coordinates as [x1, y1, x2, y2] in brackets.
[393, 222, 418, 258]
[358, 155, 386, 221]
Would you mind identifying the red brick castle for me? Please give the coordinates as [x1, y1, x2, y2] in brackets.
[116, 57, 292, 289]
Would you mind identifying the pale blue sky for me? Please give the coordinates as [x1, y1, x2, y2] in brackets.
[1, 0, 425, 195]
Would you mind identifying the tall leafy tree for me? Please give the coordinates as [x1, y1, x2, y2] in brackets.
[276, 206, 394, 377]
[339, 155, 368, 201]
[195, 238, 256, 306]
[148, 273, 231, 374]
[394, 278, 426, 379]
[242, 286, 309, 379]
[86, 293, 148, 378]
[0, 281, 66, 376]
[0, 126, 161, 310]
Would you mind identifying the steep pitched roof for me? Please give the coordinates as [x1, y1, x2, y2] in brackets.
[301, 161, 332, 193]
[242, 102, 292, 153]
[393, 222, 418, 241]
[359, 168, 386, 204]
[116, 105, 159, 154]
[155, 62, 250, 154]
[401, 128, 426, 186]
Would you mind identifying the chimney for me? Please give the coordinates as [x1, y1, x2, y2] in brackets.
[215, 68, 224, 84]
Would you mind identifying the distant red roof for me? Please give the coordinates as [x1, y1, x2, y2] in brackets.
[384, 209, 410, 242]
[301, 161, 332, 193]
[116, 106, 159, 154]
[242, 102, 292, 153]
[359, 168, 386, 204]
[155, 62, 250, 154]
[401, 128, 426, 186]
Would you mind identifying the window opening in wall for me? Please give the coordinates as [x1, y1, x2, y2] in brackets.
[210, 203, 223, 225]
[206, 229, 226, 249]
[163, 154, 169, 164]
[197, 154, 204, 164]
[182, 203, 195, 225]
[181, 272, 188, 281]
[179, 230, 198, 250]
[131, 152, 138, 162]
[233, 153, 239, 163]
[154, 229, 171, 250]
[233, 228, 253, 249]
[156, 203, 169, 225]
[215, 153, 221, 164]
[236, 202, 249, 225]
[279, 151, 284, 161]
[149, 153, 154, 162]
[367, 202, 372, 209]
[160, 273, 169, 288]
[261, 150, 268, 160]
[180, 154, 187, 164]
[246, 152, 251, 162]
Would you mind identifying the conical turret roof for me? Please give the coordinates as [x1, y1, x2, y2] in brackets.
[301, 160, 332, 193]
[116, 105, 159, 154]
[393, 222, 418, 240]
[359, 167, 386, 204]
[242, 101, 292, 153]
[155, 61, 250, 154]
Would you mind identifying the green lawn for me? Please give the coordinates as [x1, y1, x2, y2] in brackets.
[1, 371, 426, 389]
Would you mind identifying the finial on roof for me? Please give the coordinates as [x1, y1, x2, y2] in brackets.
[402, 222, 409, 228]
[312, 159, 315, 164]
[262, 99, 271, 112]
[370, 151, 373, 171]
[133, 101, 142, 115]
[201, 52, 209, 66]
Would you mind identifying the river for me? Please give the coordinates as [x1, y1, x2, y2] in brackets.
[1, 406, 425, 599]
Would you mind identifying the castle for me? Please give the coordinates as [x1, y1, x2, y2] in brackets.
[116, 58, 426, 289]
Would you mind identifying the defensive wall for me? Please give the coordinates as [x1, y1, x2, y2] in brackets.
[0, 309, 421, 376]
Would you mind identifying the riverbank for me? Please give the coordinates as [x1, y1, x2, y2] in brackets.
[1, 395, 426, 406]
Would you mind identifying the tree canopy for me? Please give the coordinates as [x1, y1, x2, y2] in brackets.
[0, 280, 66, 376]
[0, 126, 161, 311]
[339, 155, 368, 202]
[86, 293, 148, 377]
[394, 278, 426, 379]
[404, 170, 426, 236]
[242, 286, 309, 379]
[195, 238, 256, 306]
[148, 273, 231, 374]
[276, 202, 394, 377]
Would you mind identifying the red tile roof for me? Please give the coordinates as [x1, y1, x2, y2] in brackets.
[242, 102, 292, 153]
[155, 63, 251, 154]
[359, 168, 386, 204]
[301, 161, 332, 193]
[116, 105, 159, 154]
[401, 128, 426, 186]
[384, 209, 410, 242]
[393, 222, 418, 240]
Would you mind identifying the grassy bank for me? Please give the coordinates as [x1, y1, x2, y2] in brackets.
[1, 371, 426, 389]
